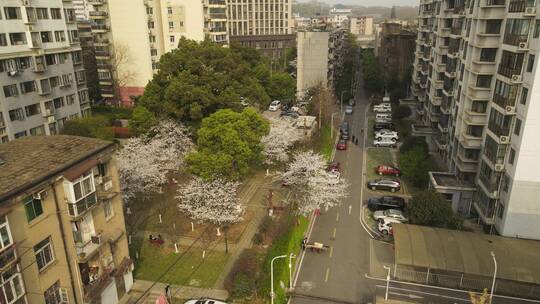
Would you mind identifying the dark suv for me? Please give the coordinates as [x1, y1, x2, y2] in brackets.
[373, 122, 395, 132]
[367, 196, 406, 211]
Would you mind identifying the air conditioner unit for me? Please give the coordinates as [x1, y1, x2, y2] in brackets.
[439, 144, 447, 149]
[518, 42, 529, 50]
[33, 193, 42, 200]
[7, 70, 19, 77]
[104, 180, 113, 191]
[500, 135, 510, 143]
[524, 7, 536, 16]
[494, 164, 504, 171]
[59, 288, 68, 304]
[511, 74, 522, 83]
[505, 106, 515, 113]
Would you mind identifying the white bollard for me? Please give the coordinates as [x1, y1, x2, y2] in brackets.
[126, 207, 132, 215]
[191, 222, 194, 232]
[173, 223, 176, 230]
[174, 243, 179, 253]
[159, 213, 162, 223]
[266, 168, 270, 176]
[202, 250, 206, 259]
[216, 227, 221, 236]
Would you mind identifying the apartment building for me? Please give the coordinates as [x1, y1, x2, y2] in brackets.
[411, 0, 540, 239]
[350, 16, 374, 37]
[0, 0, 91, 144]
[227, 0, 295, 58]
[377, 22, 416, 82]
[0, 135, 132, 304]
[72, 0, 91, 20]
[88, 0, 228, 106]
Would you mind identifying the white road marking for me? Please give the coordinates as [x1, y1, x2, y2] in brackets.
[329, 246, 333, 258]
[332, 227, 337, 239]
[325, 267, 330, 282]
[348, 205, 352, 215]
[375, 285, 468, 302]
[336, 212, 340, 222]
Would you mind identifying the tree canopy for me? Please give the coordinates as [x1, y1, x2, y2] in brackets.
[186, 108, 270, 180]
[407, 190, 463, 230]
[61, 116, 114, 141]
[138, 38, 277, 124]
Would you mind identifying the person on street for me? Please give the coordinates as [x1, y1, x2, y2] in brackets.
[352, 134, 356, 143]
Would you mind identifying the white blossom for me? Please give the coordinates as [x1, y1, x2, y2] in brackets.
[261, 118, 304, 164]
[282, 151, 349, 216]
[117, 120, 193, 201]
[176, 178, 244, 225]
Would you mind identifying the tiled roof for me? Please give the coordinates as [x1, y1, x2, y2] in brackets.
[0, 135, 114, 201]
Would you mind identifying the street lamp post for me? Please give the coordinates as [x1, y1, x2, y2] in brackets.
[330, 112, 340, 138]
[289, 253, 296, 290]
[384, 265, 391, 300]
[270, 255, 287, 304]
[340, 91, 346, 113]
[490, 251, 497, 304]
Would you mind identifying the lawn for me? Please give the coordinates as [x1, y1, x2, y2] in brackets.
[366, 147, 396, 181]
[132, 239, 230, 288]
[320, 123, 334, 160]
[258, 216, 310, 304]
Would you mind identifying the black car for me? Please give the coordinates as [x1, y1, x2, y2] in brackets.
[367, 196, 406, 211]
[340, 121, 350, 133]
[280, 111, 299, 119]
[373, 122, 395, 132]
[340, 131, 350, 140]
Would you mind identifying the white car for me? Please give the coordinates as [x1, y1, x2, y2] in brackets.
[268, 100, 281, 111]
[373, 138, 397, 148]
[326, 170, 341, 184]
[373, 209, 408, 222]
[184, 299, 228, 304]
[378, 218, 402, 235]
[373, 103, 392, 113]
[375, 130, 399, 141]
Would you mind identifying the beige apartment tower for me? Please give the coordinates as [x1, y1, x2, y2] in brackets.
[0, 135, 132, 304]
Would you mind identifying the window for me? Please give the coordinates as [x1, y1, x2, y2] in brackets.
[170, 36, 175, 43]
[9, 33, 27, 45]
[36, 8, 49, 19]
[0, 265, 25, 304]
[527, 54, 535, 72]
[148, 21, 154, 29]
[20, 80, 36, 94]
[104, 200, 114, 220]
[146, 6, 153, 14]
[497, 203, 504, 219]
[514, 118, 522, 135]
[29, 126, 45, 136]
[14, 131, 27, 138]
[73, 173, 95, 202]
[476, 75, 492, 88]
[24, 196, 43, 222]
[4, 7, 22, 19]
[25, 104, 41, 117]
[78, 90, 88, 102]
[485, 19, 502, 34]
[53, 97, 64, 109]
[66, 94, 75, 105]
[72, 51, 82, 64]
[167, 7, 173, 14]
[3, 84, 18, 98]
[54, 31, 65, 42]
[535, 20, 540, 38]
[62, 74, 72, 86]
[50, 76, 60, 88]
[169, 21, 174, 29]
[479, 48, 497, 62]
[520, 87, 528, 105]
[44, 281, 64, 304]
[0, 217, 13, 251]
[50, 8, 62, 19]
[34, 237, 55, 271]
[40, 31, 53, 43]
[0, 34, 7, 46]
[151, 49, 158, 56]
[149, 35, 156, 43]
[70, 30, 79, 43]
[45, 54, 57, 65]
[508, 148, 516, 164]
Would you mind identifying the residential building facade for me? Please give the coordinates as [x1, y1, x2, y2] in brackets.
[0, 0, 90, 144]
[378, 21, 416, 82]
[88, 0, 228, 106]
[0, 135, 132, 304]
[350, 16, 376, 47]
[411, 0, 540, 239]
[227, 0, 295, 58]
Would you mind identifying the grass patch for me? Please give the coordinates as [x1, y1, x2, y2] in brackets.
[366, 147, 396, 181]
[132, 239, 229, 288]
[368, 118, 375, 142]
[258, 216, 309, 304]
[320, 123, 334, 161]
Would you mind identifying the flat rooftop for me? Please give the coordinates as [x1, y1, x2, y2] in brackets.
[0, 135, 113, 201]
[430, 172, 475, 189]
[394, 224, 540, 284]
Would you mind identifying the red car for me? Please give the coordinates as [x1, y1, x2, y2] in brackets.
[327, 161, 341, 172]
[375, 164, 401, 176]
[336, 140, 347, 150]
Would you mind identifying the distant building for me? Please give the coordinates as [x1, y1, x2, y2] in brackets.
[390, 5, 397, 19]
[329, 7, 352, 28]
[350, 16, 375, 47]
[377, 22, 416, 81]
[73, 0, 92, 20]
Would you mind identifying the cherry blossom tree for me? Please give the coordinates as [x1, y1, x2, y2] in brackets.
[261, 118, 304, 164]
[176, 178, 244, 241]
[282, 151, 349, 215]
[117, 120, 193, 201]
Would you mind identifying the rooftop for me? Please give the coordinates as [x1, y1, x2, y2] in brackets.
[0, 136, 114, 202]
[430, 172, 475, 190]
[394, 224, 540, 284]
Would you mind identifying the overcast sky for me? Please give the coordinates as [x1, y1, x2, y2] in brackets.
[296, 0, 418, 7]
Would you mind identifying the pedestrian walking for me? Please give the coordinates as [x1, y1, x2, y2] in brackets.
[165, 284, 171, 299]
[355, 137, 359, 145]
[301, 237, 307, 250]
[352, 134, 356, 142]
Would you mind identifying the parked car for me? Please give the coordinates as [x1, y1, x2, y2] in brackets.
[340, 131, 350, 140]
[268, 100, 281, 111]
[374, 103, 391, 110]
[373, 138, 397, 148]
[373, 104, 392, 113]
[326, 170, 341, 184]
[340, 121, 350, 133]
[378, 218, 401, 235]
[327, 161, 341, 172]
[375, 164, 401, 176]
[336, 139, 347, 150]
[374, 129, 398, 137]
[184, 298, 228, 304]
[375, 117, 392, 124]
[375, 132, 399, 141]
[345, 105, 354, 114]
[367, 179, 401, 192]
[367, 195, 406, 211]
[373, 122, 395, 132]
[280, 110, 299, 119]
[373, 209, 408, 223]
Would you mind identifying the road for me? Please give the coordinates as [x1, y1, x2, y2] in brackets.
[289, 58, 540, 304]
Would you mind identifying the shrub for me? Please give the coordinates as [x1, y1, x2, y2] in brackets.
[232, 273, 254, 298]
[399, 136, 428, 156]
[252, 233, 263, 245]
[393, 105, 412, 120]
[406, 190, 463, 229]
[224, 249, 261, 296]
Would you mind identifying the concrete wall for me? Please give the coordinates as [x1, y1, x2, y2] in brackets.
[296, 31, 329, 98]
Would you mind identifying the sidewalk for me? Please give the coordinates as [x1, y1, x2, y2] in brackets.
[124, 280, 229, 303]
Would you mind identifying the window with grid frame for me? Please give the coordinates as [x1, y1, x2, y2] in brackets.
[44, 281, 64, 304]
[24, 196, 43, 222]
[0, 216, 13, 252]
[34, 237, 55, 271]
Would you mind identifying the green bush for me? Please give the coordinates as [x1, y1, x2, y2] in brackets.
[407, 190, 463, 229]
[224, 249, 262, 298]
[393, 105, 412, 120]
[399, 136, 428, 156]
[232, 273, 254, 298]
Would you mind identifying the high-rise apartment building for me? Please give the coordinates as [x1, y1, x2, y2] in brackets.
[378, 22, 416, 81]
[88, 0, 228, 106]
[0, 135, 132, 304]
[0, 0, 91, 144]
[73, 0, 92, 20]
[227, 0, 295, 58]
[350, 16, 374, 37]
[412, 0, 540, 239]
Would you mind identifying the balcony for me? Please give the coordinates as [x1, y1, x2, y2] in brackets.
[88, 0, 107, 4]
[459, 133, 483, 148]
[483, 0, 506, 5]
[503, 33, 529, 47]
[89, 11, 108, 18]
[478, 171, 501, 194]
[508, 0, 528, 12]
[463, 110, 487, 125]
[435, 134, 448, 149]
[95, 50, 110, 58]
[83, 257, 132, 303]
[0, 246, 18, 273]
[467, 85, 491, 100]
[450, 26, 462, 36]
[68, 192, 98, 218]
[473, 189, 497, 223]
[207, 0, 226, 5]
[493, 92, 517, 110]
[91, 24, 110, 33]
[209, 13, 227, 20]
[487, 121, 510, 138]
[93, 37, 109, 45]
[441, 97, 452, 114]
[456, 154, 480, 172]
[75, 232, 104, 262]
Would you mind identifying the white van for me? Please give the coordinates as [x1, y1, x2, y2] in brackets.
[376, 113, 392, 120]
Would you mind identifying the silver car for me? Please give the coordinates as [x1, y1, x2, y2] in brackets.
[345, 105, 353, 114]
